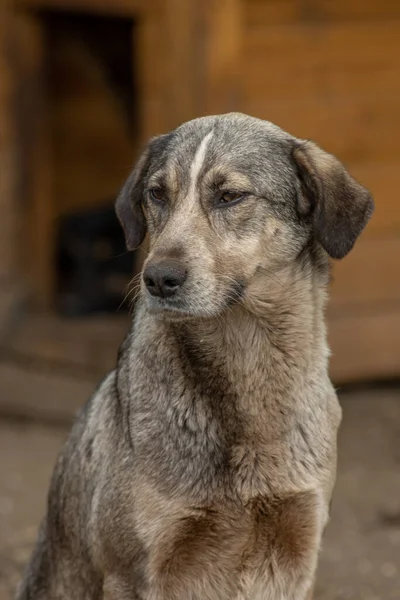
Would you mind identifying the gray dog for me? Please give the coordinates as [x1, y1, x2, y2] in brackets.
[17, 113, 373, 600]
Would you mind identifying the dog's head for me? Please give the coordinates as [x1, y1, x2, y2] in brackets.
[117, 113, 373, 319]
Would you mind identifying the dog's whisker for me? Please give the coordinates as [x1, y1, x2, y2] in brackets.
[118, 271, 144, 312]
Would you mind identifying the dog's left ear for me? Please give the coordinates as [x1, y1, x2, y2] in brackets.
[116, 134, 170, 250]
[292, 140, 374, 259]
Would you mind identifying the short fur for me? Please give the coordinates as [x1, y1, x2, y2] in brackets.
[17, 113, 374, 600]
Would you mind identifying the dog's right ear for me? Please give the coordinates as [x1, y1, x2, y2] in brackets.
[116, 134, 170, 250]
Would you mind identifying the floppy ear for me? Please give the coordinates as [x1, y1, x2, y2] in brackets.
[292, 140, 374, 259]
[116, 134, 171, 250]
[115, 147, 151, 251]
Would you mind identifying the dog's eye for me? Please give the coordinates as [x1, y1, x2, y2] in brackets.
[148, 188, 165, 203]
[217, 191, 244, 207]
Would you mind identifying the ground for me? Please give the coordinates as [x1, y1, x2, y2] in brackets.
[0, 371, 399, 599]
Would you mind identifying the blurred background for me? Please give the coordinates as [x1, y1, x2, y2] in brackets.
[0, 0, 399, 598]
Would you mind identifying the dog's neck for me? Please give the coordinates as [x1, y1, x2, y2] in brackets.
[168, 255, 331, 395]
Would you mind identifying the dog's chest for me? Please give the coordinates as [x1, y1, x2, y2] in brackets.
[131, 345, 326, 500]
[133, 483, 318, 600]
[134, 405, 319, 502]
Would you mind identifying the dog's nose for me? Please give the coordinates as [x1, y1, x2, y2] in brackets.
[143, 261, 188, 298]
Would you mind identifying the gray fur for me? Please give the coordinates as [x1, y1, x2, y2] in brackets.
[17, 113, 373, 600]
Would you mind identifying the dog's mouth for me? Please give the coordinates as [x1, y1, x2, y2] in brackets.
[144, 280, 246, 321]
[146, 299, 201, 321]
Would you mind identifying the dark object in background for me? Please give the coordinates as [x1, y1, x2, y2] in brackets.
[57, 203, 135, 316]
[44, 10, 137, 135]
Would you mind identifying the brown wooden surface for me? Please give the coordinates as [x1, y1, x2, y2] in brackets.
[246, 0, 400, 25]
[15, 0, 144, 16]
[244, 23, 400, 101]
[318, 0, 400, 21]
[243, 24, 400, 162]
[3, 312, 128, 377]
[137, 0, 242, 139]
[135, 0, 168, 144]
[10, 12, 54, 310]
[0, 1, 20, 332]
[197, 0, 242, 115]
[244, 95, 400, 165]
[349, 165, 400, 237]
[134, 0, 204, 140]
[245, 0, 303, 26]
[10, 4, 138, 307]
[50, 36, 134, 215]
[329, 309, 400, 383]
[152, 0, 200, 129]
[330, 238, 400, 311]
[0, 2, 15, 284]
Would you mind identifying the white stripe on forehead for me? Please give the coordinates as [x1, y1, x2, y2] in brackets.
[188, 130, 214, 198]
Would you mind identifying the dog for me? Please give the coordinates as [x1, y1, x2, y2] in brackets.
[17, 113, 374, 600]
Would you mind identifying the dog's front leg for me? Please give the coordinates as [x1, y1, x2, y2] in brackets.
[247, 491, 323, 600]
[103, 575, 142, 600]
[306, 584, 315, 600]
[16, 546, 102, 600]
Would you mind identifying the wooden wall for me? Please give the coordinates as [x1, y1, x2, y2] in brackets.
[0, 2, 22, 331]
[3, 7, 137, 310]
[48, 20, 134, 216]
[2, 0, 399, 382]
[242, 0, 400, 381]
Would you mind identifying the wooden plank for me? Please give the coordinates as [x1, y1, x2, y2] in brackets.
[245, 0, 303, 27]
[243, 95, 400, 164]
[328, 309, 400, 383]
[16, 0, 144, 17]
[245, 0, 400, 27]
[0, 0, 21, 331]
[243, 22, 400, 101]
[349, 164, 400, 237]
[0, 362, 95, 423]
[242, 20, 400, 164]
[330, 238, 400, 309]
[159, 0, 200, 127]
[50, 36, 134, 215]
[199, 0, 242, 115]
[11, 12, 54, 309]
[134, 0, 199, 141]
[0, 1, 16, 285]
[4, 312, 129, 376]
[319, 0, 400, 22]
[135, 0, 168, 143]
[137, 0, 242, 140]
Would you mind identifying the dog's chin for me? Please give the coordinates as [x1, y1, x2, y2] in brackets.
[144, 296, 221, 322]
[145, 299, 203, 322]
[155, 308, 199, 322]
